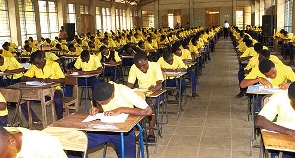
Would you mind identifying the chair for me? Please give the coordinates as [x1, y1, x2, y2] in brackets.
[62, 77, 79, 116]
[79, 86, 92, 106]
[43, 127, 88, 158]
[0, 88, 23, 126]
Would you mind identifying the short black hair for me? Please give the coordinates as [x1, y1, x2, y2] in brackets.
[80, 50, 90, 58]
[24, 44, 31, 50]
[93, 82, 114, 101]
[171, 44, 179, 53]
[254, 43, 263, 52]
[68, 43, 75, 49]
[182, 41, 188, 47]
[99, 45, 107, 52]
[30, 50, 43, 62]
[260, 49, 270, 59]
[0, 127, 11, 150]
[245, 40, 253, 47]
[288, 82, 295, 99]
[259, 59, 275, 74]
[133, 52, 147, 63]
[163, 49, 172, 61]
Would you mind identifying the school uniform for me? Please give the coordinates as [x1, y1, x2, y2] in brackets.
[97, 51, 121, 81]
[0, 57, 24, 86]
[0, 93, 7, 126]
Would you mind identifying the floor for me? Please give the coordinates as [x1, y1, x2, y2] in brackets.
[7, 37, 262, 158]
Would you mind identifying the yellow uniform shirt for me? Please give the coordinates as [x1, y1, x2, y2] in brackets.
[245, 63, 295, 86]
[74, 54, 102, 71]
[157, 55, 187, 70]
[0, 57, 24, 79]
[189, 45, 199, 55]
[244, 55, 283, 71]
[101, 82, 149, 112]
[2, 50, 15, 57]
[237, 42, 247, 52]
[128, 62, 163, 89]
[96, 51, 121, 62]
[240, 47, 257, 58]
[0, 92, 7, 116]
[181, 49, 192, 60]
[24, 59, 65, 90]
[258, 90, 295, 122]
[45, 52, 59, 61]
[67, 47, 83, 56]
[5, 127, 68, 158]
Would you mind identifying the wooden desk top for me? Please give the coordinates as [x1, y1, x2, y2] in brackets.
[9, 82, 59, 89]
[146, 89, 166, 98]
[49, 112, 144, 132]
[66, 73, 99, 78]
[261, 130, 295, 152]
[184, 61, 196, 66]
[164, 71, 187, 77]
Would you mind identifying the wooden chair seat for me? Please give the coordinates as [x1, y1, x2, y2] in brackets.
[63, 77, 79, 116]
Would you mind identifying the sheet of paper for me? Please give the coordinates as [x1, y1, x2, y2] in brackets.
[25, 81, 52, 86]
[70, 72, 79, 76]
[82, 113, 129, 123]
[261, 122, 295, 133]
[165, 72, 182, 75]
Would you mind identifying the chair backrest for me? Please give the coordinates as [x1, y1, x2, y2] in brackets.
[43, 127, 88, 153]
[64, 76, 78, 98]
[0, 88, 22, 104]
[261, 95, 270, 109]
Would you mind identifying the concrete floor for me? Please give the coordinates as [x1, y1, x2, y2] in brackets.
[7, 37, 268, 158]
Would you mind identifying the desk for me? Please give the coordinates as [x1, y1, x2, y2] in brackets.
[9, 82, 59, 128]
[164, 71, 186, 118]
[102, 63, 122, 82]
[49, 112, 146, 158]
[281, 38, 291, 59]
[66, 74, 99, 112]
[246, 85, 283, 155]
[261, 130, 295, 158]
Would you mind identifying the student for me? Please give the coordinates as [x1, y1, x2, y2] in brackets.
[1, 43, 15, 58]
[157, 50, 187, 98]
[127, 53, 163, 142]
[0, 126, 67, 158]
[64, 50, 102, 97]
[58, 26, 68, 40]
[68, 82, 153, 158]
[0, 56, 25, 86]
[0, 92, 7, 126]
[97, 46, 122, 81]
[255, 82, 295, 158]
[172, 44, 199, 99]
[21, 50, 65, 122]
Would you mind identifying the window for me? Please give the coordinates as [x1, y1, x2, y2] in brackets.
[67, 4, 76, 23]
[102, 7, 111, 32]
[142, 11, 154, 28]
[80, 5, 89, 14]
[0, 0, 10, 44]
[19, 0, 37, 44]
[235, 6, 251, 30]
[116, 9, 120, 30]
[122, 9, 126, 30]
[130, 10, 138, 29]
[284, 0, 293, 32]
[96, 7, 102, 32]
[38, 1, 58, 39]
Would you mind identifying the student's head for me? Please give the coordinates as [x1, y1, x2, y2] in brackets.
[2, 43, 8, 51]
[68, 43, 76, 52]
[0, 55, 4, 66]
[0, 127, 18, 158]
[24, 44, 32, 52]
[80, 50, 90, 62]
[171, 44, 181, 57]
[133, 53, 149, 73]
[191, 38, 198, 46]
[258, 49, 270, 62]
[88, 41, 95, 48]
[102, 38, 109, 45]
[254, 43, 263, 53]
[288, 82, 295, 107]
[30, 50, 46, 69]
[138, 41, 145, 49]
[163, 50, 173, 65]
[259, 60, 276, 79]
[93, 82, 114, 105]
[182, 41, 189, 49]
[147, 37, 152, 43]
[245, 40, 253, 47]
[55, 44, 61, 50]
[100, 46, 109, 56]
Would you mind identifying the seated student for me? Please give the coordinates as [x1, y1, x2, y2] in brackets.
[0, 126, 68, 158]
[1, 43, 15, 58]
[157, 49, 187, 98]
[126, 53, 163, 142]
[120, 44, 137, 67]
[240, 59, 295, 110]
[255, 82, 295, 158]
[39, 50, 60, 63]
[67, 43, 83, 57]
[21, 50, 65, 122]
[0, 92, 7, 126]
[97, 46, 122, 81]
[64, 50, 102, 97]
[238, 39, 256, 62]
[0, 56, 25, 86]
[68, 82, 153, 158]
[22, 44, 37, 56]
[172, 44, 199, 99]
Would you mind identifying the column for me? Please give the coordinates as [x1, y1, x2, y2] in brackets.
[126, 5, 131, 29]
[292, 1, 295, 32]
[232, 0, 236, 26]
[275, 0, 284, 31]
[110, 2, 116, 31]
[33, 0, 41, 41]
[154, 0, 159, 28]
[254, 0, 260, 26]
[89, 0, 96, 33]
[259, 0, 265, 25]
[57, 0, 67, 28]
[189, 0, 193, 27]
[76, 5, 81, 35]
[7, 0, 22, 45]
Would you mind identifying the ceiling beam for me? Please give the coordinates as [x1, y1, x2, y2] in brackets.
[137, 0, 156, 6]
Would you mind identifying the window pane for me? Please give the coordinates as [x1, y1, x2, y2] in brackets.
[96, 7, 102, 31]
[25, 12, 37, 34]
[0, 8, 10, 36]
[68, 4, 75, 13]
[48, 1, 56, 12]
[24, 0, 34, 11]
[40, 12, 49, 33]
[38, 1, 47, 12]
[0, 0, 7, 10]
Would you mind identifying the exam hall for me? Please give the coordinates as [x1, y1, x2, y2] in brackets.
[1, 0, 295, 158]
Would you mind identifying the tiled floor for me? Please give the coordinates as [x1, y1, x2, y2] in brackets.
[7, 37, 263, 158]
